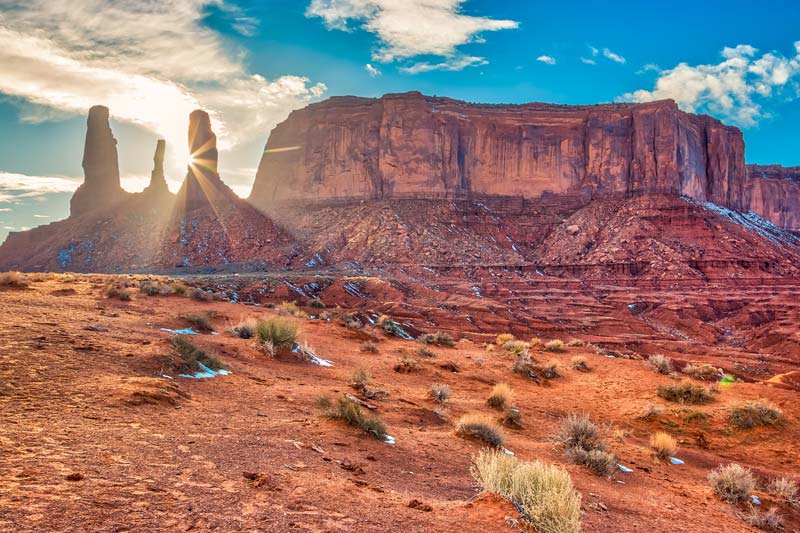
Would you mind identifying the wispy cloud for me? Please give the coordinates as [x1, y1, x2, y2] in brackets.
[579, 57, 596, 65]
[536, 55, 556, 65]
[0, 172, 81, 197]
[622, 41, 800, 126]
[0, 0, 326, 177]
[365, 63, 382, 77]
[306, 0, 518, 73]
[603, 47, 626, 64]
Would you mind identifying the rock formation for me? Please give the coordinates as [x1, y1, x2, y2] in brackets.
[250, 92, 746, 211]
[142, 139, 170, 196]
[744, 165, 800, 232]
[70, 105, 128, 216]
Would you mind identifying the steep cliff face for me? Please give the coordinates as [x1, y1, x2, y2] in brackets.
[70, 105, 129, 216]
[745, 165, 800, 232]
[250, 92, 746, 210]
[142, 139, 170, 196]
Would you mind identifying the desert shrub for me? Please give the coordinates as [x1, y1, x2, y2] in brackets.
[572, 356, 590, 372]
[544, 339, 566, 353]
[189, 287, 213, 302]
[682, 363, 719, 381]
[318, 395, 387, 439]
[496, 333, 515, 345]
[565, 447, 617, 476]
[504, 340, 530, 357]
[456, 414, 505, 448]
[360, 341, 379, 353]
[553, 413, 606, 452]
[708, 463, 756, 503]
[430, 383, 451, 403]
[503, 406, 522, 427]
[484, 343, 495, 353]
[417, 346, 435, 358]
[255, 316, 298, 354]
[638, 403, 665, 420]
[308, 299, 325, 309]
[394, 356, 421, 373]
[351, 367, 371, 391]
[487, 383, 513, 410]
[529, 337, 543, 349]
[377, 314, 408, 338]
[649, 431, 677, 460]
[0, 271, 27, 288]
[440, 360, 460, 373]
[767, 478, 799, 506]
[104, 284, 131, 301]
[566, 339, 585, 347]
[418, 331, 455, 347]
[741, 507, 784, 532]
[170, 336, 224, 373]
[512, 351, 534, 376]
[729, 401, 783, 429]
[541, 359, 561, 379]
[181, 312, 215, 332]
[471, 449, 581, 533]
[647, 354, 673, 374]
[233, 317, 258, 339]
[171, 283, 188, 296]
[657, 381, 714, 404]
[138, 279, 161, 296]
[278, 301, 307, 318]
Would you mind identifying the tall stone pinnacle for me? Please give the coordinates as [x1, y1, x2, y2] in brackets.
[179, 110, 225, 210]
[143, 139, 169, 195]
[70, 105, 127, 216]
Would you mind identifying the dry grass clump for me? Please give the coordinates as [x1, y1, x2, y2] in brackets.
[647, 354, 673, 374]
[502, 406, 522, 427]
[657, 381, 714, 404]
[360, 341, 379, 353]
[351, 367, 371, 391]
[544, 339, 566, 353]
[377, 315, 408, 338]
[571, 356, 590, 372]
[104, 284, 132, 301]
[708, 463, 756, 503]
[682, 362, 720, 381]
[649, 431, 677, 460]
[566, 339, 585, 347]
[0, 271, 27, 288]
[529, 337, 543, 349]
[430, 383, 451, 403]
[729, 400, 783, 430]
[503, 340, 529, 356]
[487, 383, 513, 410]
[255, 316, 299, 356]
[496, 333, 515, 345]
[455, 413, 505, 448]
[440, 360, 460, 373]
[139, 279, 186, 296]
[638, 403, 665, 420]
[394, 356, 421, 373]
[308, 299, 325, 309]
[541, 359, 561, 379]
[741, 507, 784, 532]
[416, 346, 435, 358]
[233, 317, 258, 339]
[278, 301, 308, 318]
[170, 336, 225, 373]
[180, 312, 216, 332]
[512, 351, 534, 377]
[554, 413, 615, 476]
[471, 449, 581, 533]
[767, 478, 799, 506]
[418, 331, 455, 347]
[189, 287, 213, 302]
[317, 395, 387, 439]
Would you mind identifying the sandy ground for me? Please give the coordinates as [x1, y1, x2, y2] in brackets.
[1, 274, 798, 532]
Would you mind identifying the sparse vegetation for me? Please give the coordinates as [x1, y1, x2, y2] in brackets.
[471, 449, 582, 533]
[487, 383, 513, 410]
[544, 339, 566, 353]
[0, 271, 27, 287]
[649, 431, 677, 460]
[572, 356, 590, 372]
[416, 346, 435, 358]
[418, 331, 455, 347]
[504, 339, 529, 356]
[682, 363, 720, 381]
[430, 383, 451, 403]
[455, 413, 505, 448]
[638, 403, 665, 420]
[529, 337, 543, 349]
[767, 478, 799, 507]
[394, 356, 421, 373]
[104, 284, 132, 301]
[308, 299, 325, 309]
[360, 341, 379, 353]
[255, 316, 299, 355]
[512, 351, 534, 377]
[729, 400, 783, 429]
[541, 359, 561, 379]
[657, 381, 714, 404]
[440, 360, 460, 373]
[496, 333, 515, 345]
[180, 312, 216, 332]
[566, 339, 585, 347]
[503, 406, 522, 427]
[278, 301, 308, 318]
[741, 507, 784, 532]
[351, 367, 371, 391]
[189, 287, 213, 302]
[564, 447, 617, 476]
[554, 413, 614, 476]
[647, 354, 673, 374]
[170, 336, 224, 373]
[317, 395, 387, 440]
[233, 317, 258, 339]
[708, 463, 756, 503]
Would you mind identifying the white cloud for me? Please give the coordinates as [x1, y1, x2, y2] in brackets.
[365, 63, 382, 77]
[0, 0, 326, 177]
[0, 171, 81, 195]
[622, 41, 800, 127]
[33, 214, 50, 218]
[603, 48, 626, 64]
[536, 55, 556, 65]
[306, 0, 518, 73]
[580, 57, 596, 65]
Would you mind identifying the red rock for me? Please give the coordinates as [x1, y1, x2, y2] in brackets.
[745, 165, 800, 232]
[142, 139, 169, 196]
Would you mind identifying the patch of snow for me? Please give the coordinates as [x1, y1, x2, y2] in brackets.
[669, 457, 684, 465]
[179, 362, 231, 379]
[617, 464, 634, 473]
[161, 327, 200, 335]
[384, 435, 396, 445]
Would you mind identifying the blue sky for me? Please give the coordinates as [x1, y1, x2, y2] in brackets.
[0, 0, 799, 241]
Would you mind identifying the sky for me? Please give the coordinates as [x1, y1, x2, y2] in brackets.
[0, 0, 799, 241]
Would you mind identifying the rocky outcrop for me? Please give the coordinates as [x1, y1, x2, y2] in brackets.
[142, 139, 170, 196]
[70, 105, 128, 216]
[744, 165, 800, 232]
[250, 92, 746, 211]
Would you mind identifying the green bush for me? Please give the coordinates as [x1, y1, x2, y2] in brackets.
[318, 395, 387, 439]
[657, 381, 714, 404]
[456, 414, 505, 448]
[170, 336, 224, 373]
[255, 316, 299, 353]
[729, 400, 783, 429]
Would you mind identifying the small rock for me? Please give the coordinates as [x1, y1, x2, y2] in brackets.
[566, 224, 580, 235]
[65, 473, 84, 482]
[407, 499, 433, 512]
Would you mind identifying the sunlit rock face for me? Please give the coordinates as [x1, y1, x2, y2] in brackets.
[143, 139, 170, 196]
[745, 165, 800, 232]
[250, 92, 748, 211]
[70, 105, 128, 216]
[178, 109, 223, 211]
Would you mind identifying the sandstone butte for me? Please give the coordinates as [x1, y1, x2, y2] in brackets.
[250, 91, 800, 232]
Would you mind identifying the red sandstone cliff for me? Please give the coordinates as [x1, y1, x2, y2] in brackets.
[745, 165, 800, 232]
[249, 92, 747, 211]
